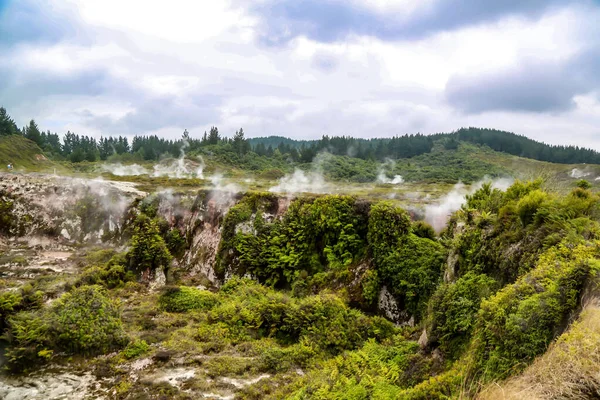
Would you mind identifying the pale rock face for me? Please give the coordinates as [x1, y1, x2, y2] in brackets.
[149, 266, 167, 290]
[418, 328, 429, 349]
[0, 370, 102, 400]
[444, 249, 459, 283]
[378, 286, 398, 321]
[0, 172, 143, 242]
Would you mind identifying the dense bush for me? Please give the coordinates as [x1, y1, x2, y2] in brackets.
[516, 189, 548, 226]
[122, 339, 150, 359]
[127, 214, 173, 276]
[4, 285, 127, 371]
[377, 234, 446, 319]
[76, 263, 135, 289]
[368, 202, 445, 320]
[282, 337, 434, 399]
[159, 286, 219, 312]
[470, 239, 600, 381]
[164, 228, 186, 258]
[367, 202, 411, 264]
[0, 283, 44, 331]
[428, 272, 498, 358]
[412, 220, 436, 240]
[0, 195, 15, 234]
[207, 277, 395, 354]
[217, 194, 368, 287]
[218, 196, 446, 322]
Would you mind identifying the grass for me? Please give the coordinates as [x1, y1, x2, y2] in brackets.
[0, 135, 66, 173]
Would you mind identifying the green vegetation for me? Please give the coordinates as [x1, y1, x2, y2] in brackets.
[122, 339, 150, 359]
[2, 176, 600, 399]
[368, 202, 446, 319]
[216, 194, 368, 287]
[2, 105, 600, 190]
[4, 285, 127, 371]
[159, 286, 219, 312]
[0, 135, 61, 172]
[127, 214, 173, 277]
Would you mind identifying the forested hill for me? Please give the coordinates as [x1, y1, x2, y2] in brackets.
[3, 103, 600, 165]
[249, 128, 600, 165]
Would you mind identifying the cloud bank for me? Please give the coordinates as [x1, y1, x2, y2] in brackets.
[0, 0, 599, 149]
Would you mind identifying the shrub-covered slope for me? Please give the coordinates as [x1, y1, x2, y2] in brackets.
[1, 179, 600, 398]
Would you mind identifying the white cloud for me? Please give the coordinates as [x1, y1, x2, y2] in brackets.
[0, 0, 599, 149]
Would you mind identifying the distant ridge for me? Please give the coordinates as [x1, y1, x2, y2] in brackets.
[249, 127, 600, 165]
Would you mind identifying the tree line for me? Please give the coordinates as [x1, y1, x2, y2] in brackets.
[0, 107, 250, 163]
[2, 105, 600, 165]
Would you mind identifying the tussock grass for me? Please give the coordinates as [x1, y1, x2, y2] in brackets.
[478, 301, 600, 400]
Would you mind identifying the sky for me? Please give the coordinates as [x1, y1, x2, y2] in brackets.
[1, 0, 599, 148]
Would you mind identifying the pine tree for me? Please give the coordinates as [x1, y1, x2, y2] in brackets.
[233, 128, 248, 156]
[24, 120, 43, 146]
[208, 127, 220, 145]
[0, 107, 18, 136]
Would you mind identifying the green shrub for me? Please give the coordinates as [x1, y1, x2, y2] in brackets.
[4, 311, 52, 371]
[76, 263, 135, 289]
[412, 220, 436, 240]
[165, 228, 186, 258]
[576, 179, 592, 189]
[159, 286, 219, 312]
[366, 202, 448, 320]
[428, 272, 498, 358]
[0, 284, 44, 331]
[218, 195, 368, 287]
[52, 285, 128, 354]
[0, 196, 15, 235]
[471, 240, 600, 381]
[368, 202, 411, 263]
[5, 285, 127, 371]
[377, 234, 446, 319]
[398, 367, 464, 400]
[209, 277, 395, 354]
[122, 339, 150, 359]
[258, 338, 317, 372]
[516, 189, 548, 226]
[127, 214, 172, 276]
[283, 337, 431, 399]
[361, 268, 380, 306]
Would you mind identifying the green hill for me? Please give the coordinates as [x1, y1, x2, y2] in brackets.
[0, 135, 62, 172]
[249, 127, 600, 165]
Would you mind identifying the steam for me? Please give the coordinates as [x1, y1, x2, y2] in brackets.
[377, 159, 404, 184]
[269, 169, 330, 194]
[101, 163, 148, 176]
[205, 173, 242, 209]
[424, 177, 514, 232]
[209, 173, 241, 193]
[377, 172, 404, 184]
[152, 142, 204, 179]
[13, 175, 147, 241]
[100, 142, 205, 178]
[269, 152, 331, 194]
[570, 168, 591, 179]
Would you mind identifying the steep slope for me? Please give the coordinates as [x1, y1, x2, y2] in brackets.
[478, 302, 600, 400]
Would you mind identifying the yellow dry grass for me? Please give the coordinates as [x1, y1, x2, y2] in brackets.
[477, 301, 600, 400]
